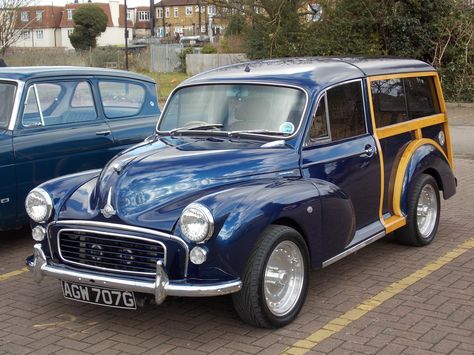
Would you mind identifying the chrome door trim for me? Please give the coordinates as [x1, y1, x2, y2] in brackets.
[322, 231, 386, 268]
[6, 79, 24, 131]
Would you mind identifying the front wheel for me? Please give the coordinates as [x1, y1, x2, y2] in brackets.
[396, 174, 440, 246]
[232, 225, 309, 328]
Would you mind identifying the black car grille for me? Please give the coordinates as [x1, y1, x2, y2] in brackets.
[58, 230, 165, 275]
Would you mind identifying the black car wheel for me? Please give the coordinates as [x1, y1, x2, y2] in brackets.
[232, 225, 310, 328]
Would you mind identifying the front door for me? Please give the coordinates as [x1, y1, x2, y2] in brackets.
[13, 80, 115, 222]
[301, 80, 381, 260]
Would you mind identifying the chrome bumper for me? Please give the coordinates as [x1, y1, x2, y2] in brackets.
[27, 244, 242, 305]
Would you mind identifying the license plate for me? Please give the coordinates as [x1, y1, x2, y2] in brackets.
[61, 281, 136, 309]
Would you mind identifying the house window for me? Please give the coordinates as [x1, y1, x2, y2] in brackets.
[201, 6, 206, 13]
[67, 29, 74, 37]
[21, 30, 30, 40]
[21, 11, 28, 22]
[36, 30, 43, 40]
[67, 9, 73, 20]
[126, 9, 132, 20]
[185, 6, 192, 16]
[174, 7, 178, 18]
[165, 7, 170, 18]
[36, 10, 43, 21]
[194, 5, 199, 12]
[208, 5, 216, 15]
[157, 8, 163, 18]
[138, 11, 150, 21]
[200, 25, 206, 33]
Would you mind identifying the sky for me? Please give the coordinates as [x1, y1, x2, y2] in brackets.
[36, 1, 152, 6]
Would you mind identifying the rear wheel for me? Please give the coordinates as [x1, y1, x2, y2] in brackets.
[396, 174, 440, 246]
[232, 225, 309, 328]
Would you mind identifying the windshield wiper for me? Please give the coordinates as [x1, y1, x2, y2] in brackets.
[168, 123, 224, 136]
[228, 129, 289, 138]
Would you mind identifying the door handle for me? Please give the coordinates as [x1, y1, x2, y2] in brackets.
[95, 130, 111, 136]
[361, 144, 376, 158]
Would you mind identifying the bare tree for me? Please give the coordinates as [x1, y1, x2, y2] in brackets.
[0, 0, 35, 54]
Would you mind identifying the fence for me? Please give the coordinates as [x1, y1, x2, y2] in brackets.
[150, 44, 183, 73]
[186, 53, 248, 76]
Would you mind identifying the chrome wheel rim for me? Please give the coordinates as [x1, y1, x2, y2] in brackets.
[416, 184, 438, 238]
[264, 240, 304, 317]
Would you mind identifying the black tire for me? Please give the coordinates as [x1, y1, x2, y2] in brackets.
[232, 225, 310, 328]
[395, 174, 440, 246]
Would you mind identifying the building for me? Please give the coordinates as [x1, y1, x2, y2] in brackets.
[14, 5, 63, 48]
[12, 1, 152, 49]
[154, 0, 226, 38]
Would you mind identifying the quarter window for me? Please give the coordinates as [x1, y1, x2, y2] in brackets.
[307, 94, 329, 144]
[98, 81, 145, 119]
[0, 83, 16, 129]
[371, 76, 440, 127]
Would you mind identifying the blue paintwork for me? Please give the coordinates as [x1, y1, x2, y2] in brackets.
[27, 58, 455, 286]
[0, 68, 160, 230]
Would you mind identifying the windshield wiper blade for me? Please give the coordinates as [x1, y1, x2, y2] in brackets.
[169, 123, 224, 136]
[228, 129, 288, 138]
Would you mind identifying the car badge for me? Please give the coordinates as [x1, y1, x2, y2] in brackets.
[100, 188, 116, 219]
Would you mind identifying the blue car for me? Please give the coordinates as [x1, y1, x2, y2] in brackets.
[26, 58, 456, 328]
[0, 67, 159, 231]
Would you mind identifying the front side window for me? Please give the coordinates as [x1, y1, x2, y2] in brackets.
[99, 81, 145, 119]
[305, 81, 365, 145]
[371, 76, 440, 128]
[22, 81, 97, 127]
[0, 83, 16, 129]
[158, 84, 306, 137]
[326, 81, 366, 140]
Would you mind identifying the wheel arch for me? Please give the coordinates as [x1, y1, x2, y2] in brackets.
[394, 139, 456, 216]
[272, 217, 311, 262]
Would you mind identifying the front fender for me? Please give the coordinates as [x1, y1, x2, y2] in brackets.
[179, 178, 322, 279]
[400, 143, 456, 215]
[34, 169, 102, 223]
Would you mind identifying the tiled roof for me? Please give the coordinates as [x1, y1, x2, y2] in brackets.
[16, 6, 63, 29]
[155, 0, 199, 6]
[59, 3, 114, 28]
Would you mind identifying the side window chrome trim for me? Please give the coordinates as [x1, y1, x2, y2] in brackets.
[33, 84, 45, 126]
[6, 79, 24, 131]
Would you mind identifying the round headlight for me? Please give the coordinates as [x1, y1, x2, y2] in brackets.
[179, 203, 214, 243]
[25, 188, 53, 223]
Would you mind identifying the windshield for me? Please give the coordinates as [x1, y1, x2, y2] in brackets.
[0, 82, 16, 129]
[158, 84, 306, 137]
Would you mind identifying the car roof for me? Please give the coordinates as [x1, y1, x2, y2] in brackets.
[182, 57, 435, 93]
[0, 66, 155, 83]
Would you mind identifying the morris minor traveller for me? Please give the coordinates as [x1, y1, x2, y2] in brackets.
[26, 58, 456, 328]
[0, 67, 159, 231]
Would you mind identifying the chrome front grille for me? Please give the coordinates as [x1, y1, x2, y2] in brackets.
[58, 229, 166, 275]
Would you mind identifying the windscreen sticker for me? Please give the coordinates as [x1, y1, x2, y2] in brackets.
[279, 122, 295, 134]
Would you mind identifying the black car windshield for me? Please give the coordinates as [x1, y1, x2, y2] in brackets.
[0, 82, 16, 129]
[158, 84, 306, 137]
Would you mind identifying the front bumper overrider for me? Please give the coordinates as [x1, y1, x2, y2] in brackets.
[26, 244, 242, 305]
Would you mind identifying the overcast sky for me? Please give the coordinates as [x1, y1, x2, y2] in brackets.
[36, 1, 152, 6]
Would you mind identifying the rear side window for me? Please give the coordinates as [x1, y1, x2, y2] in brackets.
[371, 76, 440, 127]
[326, 81, 366, 140]
[405, 77, 440, 119]
[99, 81, 145, 119]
